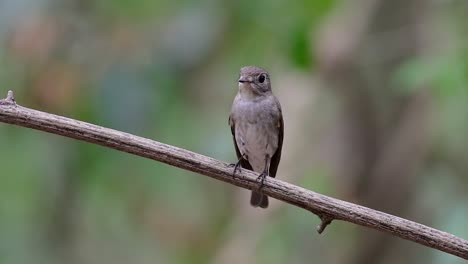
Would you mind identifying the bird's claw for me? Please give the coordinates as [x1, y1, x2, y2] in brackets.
[230, 161, 242, 178]
[256, 172, 268, 190]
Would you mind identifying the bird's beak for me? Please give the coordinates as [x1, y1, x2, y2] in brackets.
[238, 76, 250, 83]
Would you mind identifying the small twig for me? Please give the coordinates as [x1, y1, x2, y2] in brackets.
[317, 214, 333, 234]
[0, 90, 16, 105]
[0, 90, 467, 260]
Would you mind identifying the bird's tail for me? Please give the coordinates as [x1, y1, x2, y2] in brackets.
[250, 191, 268, 208]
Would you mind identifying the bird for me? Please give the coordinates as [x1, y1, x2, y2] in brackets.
[229, 66, 284, 208]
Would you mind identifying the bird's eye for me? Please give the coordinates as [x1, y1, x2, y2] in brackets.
[258, 74, 266, 83]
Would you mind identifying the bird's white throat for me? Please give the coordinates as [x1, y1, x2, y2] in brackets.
[238, 83, 259, 100]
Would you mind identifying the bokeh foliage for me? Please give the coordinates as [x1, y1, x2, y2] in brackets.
[0, 0, 467, 264]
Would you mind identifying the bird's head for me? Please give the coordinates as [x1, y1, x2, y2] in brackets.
[238, 66, 271, 97]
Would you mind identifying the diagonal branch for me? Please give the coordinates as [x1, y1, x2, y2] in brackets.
[0, 90, 467, 260]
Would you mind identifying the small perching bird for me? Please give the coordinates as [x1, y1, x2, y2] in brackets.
[229, 66, 284, 208]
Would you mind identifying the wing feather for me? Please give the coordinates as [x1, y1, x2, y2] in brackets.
[229, 115, 253, 170]
[269, 100, 283, 178]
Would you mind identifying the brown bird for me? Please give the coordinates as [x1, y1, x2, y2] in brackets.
[229, 66, 284, 208]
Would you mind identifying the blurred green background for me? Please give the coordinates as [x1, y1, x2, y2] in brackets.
[0, 0, 467, 263]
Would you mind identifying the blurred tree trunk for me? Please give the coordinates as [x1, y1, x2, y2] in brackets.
[316, 0, 434, 262]
[45, 142, 81, 264]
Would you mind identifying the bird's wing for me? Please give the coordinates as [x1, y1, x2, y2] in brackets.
[229, 114, 253, 170]
[269, 100, 284, 178]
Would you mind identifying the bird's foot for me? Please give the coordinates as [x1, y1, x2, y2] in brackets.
[256, 172, 268, 190]
[228, 161, 242, 178]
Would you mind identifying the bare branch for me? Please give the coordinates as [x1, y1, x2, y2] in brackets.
[0, 91, 467, 260]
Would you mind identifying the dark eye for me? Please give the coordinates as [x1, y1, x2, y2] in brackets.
[258, 74, 266, 83]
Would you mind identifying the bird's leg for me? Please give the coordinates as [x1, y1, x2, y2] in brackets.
[257, 154, 271, 189]
[229, 154, 247, 178]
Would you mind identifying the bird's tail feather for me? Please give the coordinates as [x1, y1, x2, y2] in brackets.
[250, 191, 268, 208]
